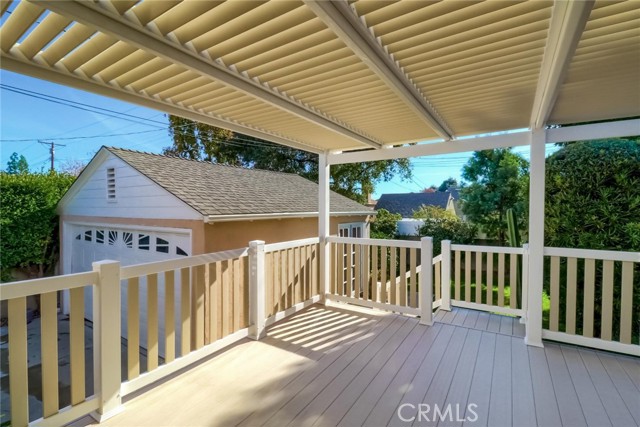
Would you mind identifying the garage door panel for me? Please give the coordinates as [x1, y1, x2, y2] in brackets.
[69, 224, 192, 358]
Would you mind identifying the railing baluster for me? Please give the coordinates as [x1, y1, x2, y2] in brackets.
[498, 253, 505, 307]
[69, 286, 85, 404]
[355, 244, 362, 300]
[454, 250, 461, 300]
[465, 250, 471, 302]
[210, 262, 219, 343]
[565, 257, 577, 334]
[147, 273, 159, 370]
[180, 267, 191, 356]
[362, 244, 370, 301]
[409, 248, 417, 308]
[549, 256, 560, 332]
[41, 291, 59, 418]
[620, 261, 634, 344]
[435, 261, 441, 301]
[601, 260, 614, 340]
[583, 258, 595, 338]
[233, 257, 242, 332]
[389, 246, 396, 304]
[164, 271, 175, 362]
[128, 277, 140, 379]
[475, 251, 482, 304]
[400, 247, 407, 306]
[380, 245, 387, 303]
[510, 253, 518, 309]
[8, 297, 28, 427]
[486, 253, 493, 305]
[371, 244, 378, 302]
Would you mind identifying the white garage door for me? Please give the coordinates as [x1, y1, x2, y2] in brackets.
[69, 224, 192, 357]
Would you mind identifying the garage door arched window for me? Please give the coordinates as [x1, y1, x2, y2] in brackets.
[72, 227, 190, 257]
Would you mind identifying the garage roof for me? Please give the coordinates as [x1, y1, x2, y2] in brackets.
[1, 1, 638, 155]
[375, 192, 452, 218]
[106, 147, 372, 219]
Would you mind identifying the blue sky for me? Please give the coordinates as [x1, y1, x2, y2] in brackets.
[0, 69, 552, 198]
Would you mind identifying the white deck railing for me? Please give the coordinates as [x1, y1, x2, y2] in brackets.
[542, 246, 639, 355]
[2, 237, 637, 426]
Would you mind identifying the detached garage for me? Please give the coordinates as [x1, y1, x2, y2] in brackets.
[58, 146, 373, 353]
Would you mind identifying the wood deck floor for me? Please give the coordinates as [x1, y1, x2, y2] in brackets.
[72, 304, 640, 427]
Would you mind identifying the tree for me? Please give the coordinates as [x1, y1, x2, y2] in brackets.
[59, 159, 86, 176]
[438, 177, 458, 192]
[6, 152, 29, 174]
[164, 116, 412, 204]
[0, 171, 75, 281]
[460, 149, 529, 242]
[370, 209, 401, 239]
[414, 206, 476, 256]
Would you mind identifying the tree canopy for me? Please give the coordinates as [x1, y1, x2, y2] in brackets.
[414, 206, 476, 256]
[164, 115, 411, 204]
[6, 152, 29, 174]
[370, 209, 401, 239]
[438, 177, 458, 192]
[545, 139, 640, 251]
[460, 149, 529, 242]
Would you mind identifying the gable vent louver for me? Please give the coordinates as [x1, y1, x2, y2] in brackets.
[107, 168, 116, 200]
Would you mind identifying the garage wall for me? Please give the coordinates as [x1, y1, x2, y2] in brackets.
[204, 215, 370, 253]
[60, 153, 202, 220]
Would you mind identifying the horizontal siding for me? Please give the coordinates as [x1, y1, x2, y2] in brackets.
[63, 155, 202, 220]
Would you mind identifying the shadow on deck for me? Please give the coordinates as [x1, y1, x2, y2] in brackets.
[70, 304, 640, 427]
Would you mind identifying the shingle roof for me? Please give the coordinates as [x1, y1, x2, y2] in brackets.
[375, 192, 452, 218]
[106, 147, 371, 217]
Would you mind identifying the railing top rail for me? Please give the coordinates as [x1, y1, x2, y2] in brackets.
[433, 254, 443, 264]
[264, 237, 319, 253]
[450, 244, 524, 255]
[544, 246, 640, 262]
[327, 236, 421, 249]
[121, 247, 249, 280]
[0, 271, 98, 301]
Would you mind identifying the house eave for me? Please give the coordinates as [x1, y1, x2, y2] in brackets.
[205, 211, 375, 223]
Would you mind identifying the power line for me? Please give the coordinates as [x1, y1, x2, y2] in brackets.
[38, 140, 66, 172]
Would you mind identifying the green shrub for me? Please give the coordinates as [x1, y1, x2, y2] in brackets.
[371, 208, 401, 239]
[414, 206, 476, 255]
[0, 172, 75, 281]
[544, 139, 640, 341]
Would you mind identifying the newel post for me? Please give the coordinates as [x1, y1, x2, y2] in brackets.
[249, 240, 266, 340]
[91, 260, 122, 421]
[420, 237, 433, 325]
[520, 244, 530, 325]
[440, 240, 452, 311]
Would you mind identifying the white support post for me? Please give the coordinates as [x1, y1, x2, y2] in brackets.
[520, 244, 530, 325]
[249, 240, 266, 340]
[91, 260, 123, 422]
[318, 152, 331, 304]
[526, 130, 546, 347]
[420, 237, 434, 325]
[440, 240, 452, 311]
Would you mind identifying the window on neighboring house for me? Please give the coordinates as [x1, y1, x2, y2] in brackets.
[156, 237, 169, 253]
[138, 234, 150, 250]
[75, 234, 81, 240]
[84, 230, 92, 242]
[108, 230, 118, 245]
[106, 167, 116, 201]
[96, 230, 105, 244]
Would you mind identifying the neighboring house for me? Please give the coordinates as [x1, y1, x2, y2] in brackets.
[375, 192, 456, 236]
[57, 146, 373, 352]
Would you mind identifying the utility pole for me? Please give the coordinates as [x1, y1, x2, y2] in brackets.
[38, 140, 66, 172]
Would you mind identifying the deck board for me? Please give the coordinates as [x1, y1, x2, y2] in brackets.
[71, 305, 640, 427]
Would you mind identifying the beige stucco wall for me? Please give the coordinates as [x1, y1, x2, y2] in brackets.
[204, 216, 370, 253]
[61, 214, 369, 258]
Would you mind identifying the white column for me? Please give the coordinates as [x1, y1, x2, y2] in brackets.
[91, 260, 123, 421]
[318, 152, 331, 304]
[440, 240, 452, 311]
[420, 237, 434, 325]
[249, 240, 266, 340]
[525, 130, 546, 347]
